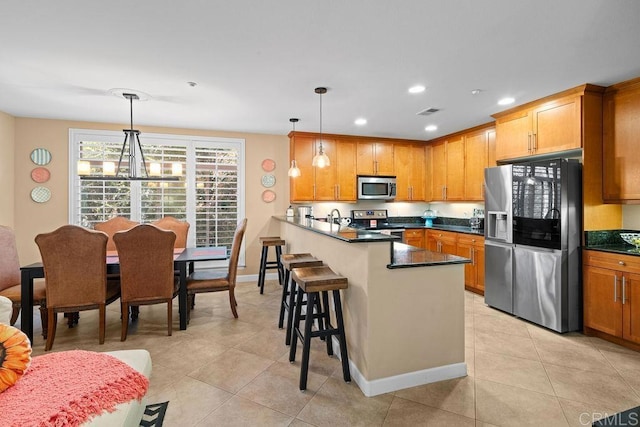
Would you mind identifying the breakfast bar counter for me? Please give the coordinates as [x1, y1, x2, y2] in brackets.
[274, 216, 467, 397]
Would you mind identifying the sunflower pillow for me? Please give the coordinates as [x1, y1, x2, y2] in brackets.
[0, 323, 32, 392]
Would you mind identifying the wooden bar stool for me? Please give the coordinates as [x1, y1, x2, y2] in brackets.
[257, 236, 285, 294]
[279, 253, 323, 345]
[289, 265, 350, 391]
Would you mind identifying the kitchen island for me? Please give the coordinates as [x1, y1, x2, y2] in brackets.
[274, 216, 469, 396]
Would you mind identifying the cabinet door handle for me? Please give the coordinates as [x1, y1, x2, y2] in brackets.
[527, 132, 532, 153]
[471, 247, 475, 266]
[336, 184, 340, 199]
[622, 276, 627, 305]
[313, 184, 316, 199]
[374, 160, 378, 175]
[614, 275, 618, 302]
[532, 133, 537, 151]
[444, 186, 447, 200]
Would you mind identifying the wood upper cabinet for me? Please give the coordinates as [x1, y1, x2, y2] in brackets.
[430, 136, 464, 201]
[584, 250, 640, 345]
[463, 128, 491, 201]
[493, 89, 590, 161]
[357, 141, 394, 176]
[394, 144, 425, 201]
[314, 138, 357, 201]
[424, 145, 433, 202]
[289, 135, 316, 202]
[289, 134, 356, 202]
[456, 234, 485, 294]
[603, 77, 640, 202]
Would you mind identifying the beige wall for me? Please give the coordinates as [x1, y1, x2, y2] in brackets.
[0, 111, 15, 227]
[13, 117, 289, 269]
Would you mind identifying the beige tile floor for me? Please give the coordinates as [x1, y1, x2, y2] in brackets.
[24, 280, 640, 426]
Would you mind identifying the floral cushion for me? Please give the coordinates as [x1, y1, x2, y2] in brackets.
[0, 323, 32, 392]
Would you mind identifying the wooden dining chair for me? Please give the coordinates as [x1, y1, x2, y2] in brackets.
[35, 225, 120, 351]
[151, 216, 190, 249]
[114, 224, 179, 340]
[186, 218, 247, 319]
[95, 216, 139, 252]
[0, 225, 48, 338]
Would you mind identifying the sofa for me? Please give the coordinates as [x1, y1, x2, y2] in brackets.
[0, 295, 152, 426]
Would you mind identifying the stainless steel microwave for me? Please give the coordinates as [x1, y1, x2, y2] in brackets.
[357, 175, 397, 200]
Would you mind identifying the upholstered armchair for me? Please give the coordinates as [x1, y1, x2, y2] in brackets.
[0, 225, 48, 338]
[35, 225, 120, 351]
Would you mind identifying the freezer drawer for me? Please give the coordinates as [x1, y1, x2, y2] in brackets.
[513, 245, 577, 332]
[484, 241, 513, 314]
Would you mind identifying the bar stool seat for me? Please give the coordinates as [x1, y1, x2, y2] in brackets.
[257, 236, 285, 294]
[289, 265, 350, 391]
[279, 253, 323, 345]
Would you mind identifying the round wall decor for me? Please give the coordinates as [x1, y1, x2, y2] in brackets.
[261, 189, 276, 203]
[30, 148, 52, 165]
[261, 174, 276, 188]
[31, 186, 51, 203]
[261, 158, 276, 172]
[31, 167, 51, 183]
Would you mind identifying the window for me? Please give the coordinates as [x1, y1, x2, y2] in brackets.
[69, 129, 245, 266]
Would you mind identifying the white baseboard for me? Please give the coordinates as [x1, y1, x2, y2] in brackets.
[329, 336, 467, 397]
[237, 273, 467, 396]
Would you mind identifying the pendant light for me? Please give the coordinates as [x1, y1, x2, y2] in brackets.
[311, 87, 330, 168]
[287, 118, 301, 178]
[78, 91, 181, 181]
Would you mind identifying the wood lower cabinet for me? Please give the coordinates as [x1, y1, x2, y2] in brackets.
[425, 230, 457, 254]
[456, 234, 485, 294]
[584, 250, 640, 346]
[403, 229, 424, 248]
[603, 77, 640, 202]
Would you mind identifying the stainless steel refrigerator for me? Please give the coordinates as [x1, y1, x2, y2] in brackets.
[484, 159, 582, 333]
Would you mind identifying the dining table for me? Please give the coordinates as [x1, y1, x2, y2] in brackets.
[19, 246, 228, 341]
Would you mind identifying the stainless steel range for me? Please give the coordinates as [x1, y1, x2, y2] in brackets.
[350, 209, 405, 239]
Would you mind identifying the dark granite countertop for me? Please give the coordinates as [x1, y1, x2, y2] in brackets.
[275, 216, 471, 268]
[388, 242, 470, 269]
[386, 216, 484, 236]
[274, 216, 399, 243]
[584, 229, 640, 257]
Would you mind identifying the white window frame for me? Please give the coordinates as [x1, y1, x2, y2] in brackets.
[68, 128, 246, 268]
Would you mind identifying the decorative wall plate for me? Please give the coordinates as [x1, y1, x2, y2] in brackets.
[30, 167, 51, 183]
[31, 186, 51, 203]
[261, 174, 276, 188]
[261, 158, 276, 172]
[30, 148, 52, 165]
[262, 189, 276, 203]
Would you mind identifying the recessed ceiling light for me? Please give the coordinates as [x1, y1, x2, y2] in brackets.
[409, 85, 426, 94]
[354, 118, 367, 126]
[425, 125, 438, 132]
[471, 89, 482, 95]
[498, 97, 515, 106]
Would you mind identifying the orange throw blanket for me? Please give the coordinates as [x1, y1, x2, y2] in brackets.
[0, 350, 149, 427]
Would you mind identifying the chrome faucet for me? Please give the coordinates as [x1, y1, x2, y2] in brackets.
[329, 208, 342, 227]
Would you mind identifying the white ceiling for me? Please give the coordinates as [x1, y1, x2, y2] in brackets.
[1, 1, 640, 141]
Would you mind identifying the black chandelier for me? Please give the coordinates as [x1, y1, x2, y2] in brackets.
[78, 92, 181, 181]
